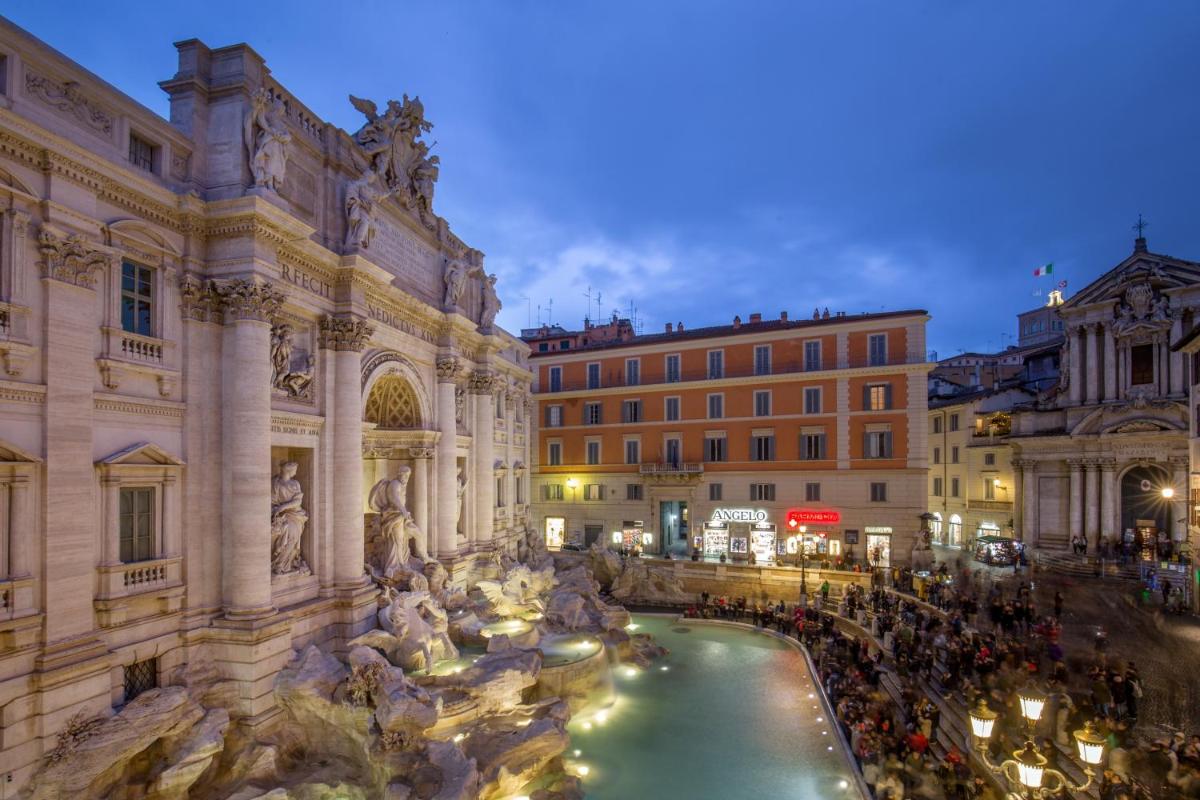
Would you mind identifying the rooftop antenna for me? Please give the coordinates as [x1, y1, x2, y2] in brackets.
[582, 286, 592, 326]
[546, 297, 554, 326]
[595, 290, 602, 324]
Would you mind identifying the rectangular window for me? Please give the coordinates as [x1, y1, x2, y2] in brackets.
[665, 438, 682, 465]
[750, 483, 776, 502]
[665, 396, 681, 422]
[625, 439, 640, 465]
[708, 350, 724, 379]
[707, 394, 724, 419]
[543, 483, 564, 500]
[121, 262, 155, 337]
[128, 133, 156, 172]
[932, 416, 942, 434]
[951, 477, 960, 497]
[1131, 344, 1154, 385]
[933, 477, 943, 497]
[665, 354, 681, 383]
[984, 452, 996, 466]
[803, 387, 822, 415]
[496, 477, 505, 507]
[622, 399, 643, 423]
[704, 436, 727, 462]
[625, 358, 640, 387]
[754, 390, 771, 417]
[863, 430, 893, 459]
[584, 484, 605, 501]
[800, 432, 826, 460]
[123, 658, 158, 703]
[516, 479, 525, 505]
[804, 340, 821, 372]
[119, 487, 155, 563]
[709, 482, 723, 501]
[754, 345, 772, 376]
[949, 414, 959, 432]
[870, 482, 888, 502]
[864, 383, 892, 411]
[586, 441, 601, 465]
[547, 442, 562, 466]
[868, 333, 888, 366]
[587, 362, 601, 389]
[805, 482, 821, 502]
[750, 435, 775, 461]
[984, 479, 995, 500]
[548, 367, 562, 392]
[584, 402, 603, 425]
[545, 405, 564, 428]
[951, 446, 960, 464]
[626, 483, 644, 501]
[933, 447, 941, 464]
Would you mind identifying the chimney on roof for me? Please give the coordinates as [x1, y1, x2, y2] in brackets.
[780, 311, 788, 322]
[749, 312, 762, 323]
[677, 321, 684, 332]
[665, 322, 673, 333]
[733, 315, 741, 329]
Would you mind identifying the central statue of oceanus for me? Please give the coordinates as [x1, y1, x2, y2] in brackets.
[367, 466, 431, 579]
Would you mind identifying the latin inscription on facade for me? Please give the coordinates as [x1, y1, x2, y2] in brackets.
[370, 216, 441, 305]
[366, 302, 436, 344]
[279, 263, 332, 300]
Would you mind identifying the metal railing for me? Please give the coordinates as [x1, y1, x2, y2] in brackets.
[639, 462, 704, 475]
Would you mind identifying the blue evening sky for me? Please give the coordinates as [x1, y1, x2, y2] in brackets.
[7, 2, 1199, 356]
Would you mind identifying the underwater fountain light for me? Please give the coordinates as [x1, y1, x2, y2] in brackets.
[453, 733, 466, 743]
[838, 780, 849, 789]
[660, 665, 669, 672]
[623, 667, 637, 678]
[576, 766, 590, 777]
[582, 722, 593, 731]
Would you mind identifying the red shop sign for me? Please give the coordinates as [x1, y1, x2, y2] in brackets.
[789, 509, 841, 525]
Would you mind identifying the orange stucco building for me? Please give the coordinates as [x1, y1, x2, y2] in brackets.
[526, 309, 932, 567]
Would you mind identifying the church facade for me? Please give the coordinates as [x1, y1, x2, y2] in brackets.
[1011, 237, 1198, 562]
[0, 20, 531, 784]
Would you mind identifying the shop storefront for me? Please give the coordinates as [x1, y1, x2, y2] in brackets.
[929, 512, 943, 544]
[865, 526, 892, 568]
[698, 508, 776, 563]
[545, 517, 565, 551]
[616, 520, 646, 552]
[947, 514, 963, 547]
[974, 520, 1000, 548]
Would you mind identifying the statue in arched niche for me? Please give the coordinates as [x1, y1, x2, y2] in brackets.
[368, 466, 431, 578]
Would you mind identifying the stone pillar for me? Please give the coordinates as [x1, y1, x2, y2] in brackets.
[1068, 458, 1084, 547]
[101, 476, 122, 565]
[1085, 324, 1100, 404]
[163, 474, 181, 559]
[1103, 324, 1117, 402]
[1012, 462, 1024, 535]
[1084, 460, 1100, 545]
[1171, 456, 1189, 544]
[1016, 459, 1039, 546]
[436, 357, 462, 558]
[471, 370, 497, 547]
[1068, 326, 1083, 406]
[217, 279, 282, 619]
[409, 448, 433, 552]
[8, 475, 30, 577]
[320, 315, 374, 590]
[1171, 317, 1184, 396]
[1100, 459, 1118, 550]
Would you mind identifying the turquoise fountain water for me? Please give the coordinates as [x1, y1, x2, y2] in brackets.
[562, 614, 861, 800]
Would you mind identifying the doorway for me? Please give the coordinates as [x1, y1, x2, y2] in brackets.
[659, 500, 690, 556]
[1121, 464, 1171, 550]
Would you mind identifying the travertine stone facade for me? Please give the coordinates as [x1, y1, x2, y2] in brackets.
[1012, 239, 1198, 552]
[0, 19, 531, 789]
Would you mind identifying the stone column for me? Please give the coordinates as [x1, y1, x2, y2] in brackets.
[1100, 459, 1118, 550]
[320, 315, 375, 590]
[1085, 324, 1100, 404]
[1084, 460, 1100, 545]
[1171, 456, 1189, 544]
[101, 476, 122, 565]
[217, 279, 283, 619]
[1068, 458, 1084, 547]
[1171, 317, 1184, 396]
[409, 448, 433, 553]
[435, 357, 462, 558]
[7, 475, 30, 577]
[1103, 324, 1117, 402]
[471, 370, 497, 547]
[1016, 459, 1039, 546]
[1012, 462, 1024, 535]
[1068, 326, 1083, 406]
[163, 474, 181, 559]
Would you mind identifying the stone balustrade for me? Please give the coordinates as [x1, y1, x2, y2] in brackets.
[96, 556, 183, 600]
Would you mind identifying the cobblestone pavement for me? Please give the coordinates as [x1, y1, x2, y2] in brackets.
[933, 548, 1200, 734]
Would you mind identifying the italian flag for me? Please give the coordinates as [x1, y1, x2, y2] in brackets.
[1032, 263, 1054, 277]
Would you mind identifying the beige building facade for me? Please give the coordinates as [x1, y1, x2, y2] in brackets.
[0, 20, 531, 786]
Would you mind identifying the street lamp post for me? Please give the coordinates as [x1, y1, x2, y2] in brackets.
[968, 699, 1105, 799]
[799, 525, 808, 601]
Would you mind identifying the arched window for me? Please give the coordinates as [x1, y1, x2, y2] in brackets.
[364, 376, 421, 429]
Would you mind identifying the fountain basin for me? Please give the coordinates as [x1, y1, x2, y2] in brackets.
[534, 633, 613, 712]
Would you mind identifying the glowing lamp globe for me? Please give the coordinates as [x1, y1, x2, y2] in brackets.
[1073, 721, 1106, 766]
[1018, 687, 1047, 723]
[1014, 741, 1047, 789]
[968, 700, 998, 741]
[1161, 486, 1175, 499]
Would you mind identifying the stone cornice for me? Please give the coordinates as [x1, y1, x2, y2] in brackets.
[0, 379, 45, 405]
[94, 392, 186, 419]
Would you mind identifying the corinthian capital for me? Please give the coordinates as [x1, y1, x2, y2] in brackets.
[38, 228, 112, 289]
[436, 356, 462, 383]
[468, 370, 496, 394]
[319, 314, 374, 352]
[213, 279, 284, 322]
[179, 272, 219, 323]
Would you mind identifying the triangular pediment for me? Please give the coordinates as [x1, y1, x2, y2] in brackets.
[0, 439, 42, 463]
[1064, 248, 1200, 309]
[98, 442, 185, 466]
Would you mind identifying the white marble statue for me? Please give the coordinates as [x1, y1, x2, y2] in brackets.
[479, 273, 501, 329]
[368, 467, 430, 578]
[244, 87, 291, 192]
[344, 171, 386, 250]
[477, 564, 546, 619]
[270, 461, 309, 574]
[270, 323, 314, 398]
[347, 94, 438, 216]
[455, 467, 468, 538]
[442, 258, 469, 309]
[378, 589, 458, 672]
